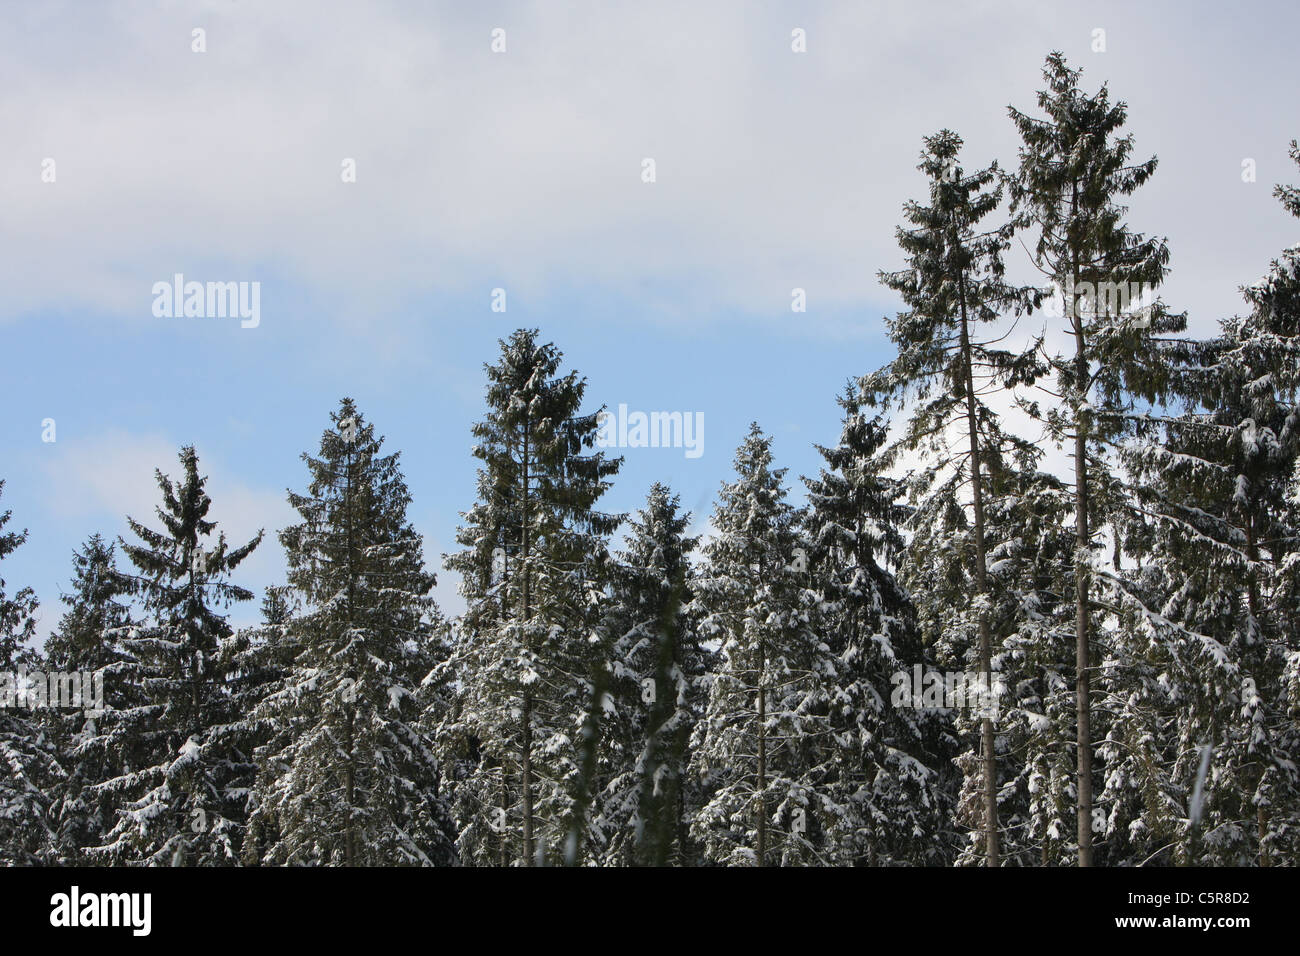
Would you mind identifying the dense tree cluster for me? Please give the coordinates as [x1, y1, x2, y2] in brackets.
[2, 54, 1297, 866]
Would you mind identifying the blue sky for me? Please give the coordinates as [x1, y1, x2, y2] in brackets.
[3, 0, 1298, 637]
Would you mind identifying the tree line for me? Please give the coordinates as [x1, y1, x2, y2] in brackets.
[2, 53, 1297, 866]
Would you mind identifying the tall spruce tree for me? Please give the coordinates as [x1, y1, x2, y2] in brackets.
[802, 391, 957, 864]
[44, 535, 135, 861]
[866, 129, 1041, 865]
[1008, 53, 1184, 864]
[44, 535, 133, 672]
[439, 329, 622, 866]
[246, 399, 456, 866]
[689, 425, 844, 866]
[93, 447, 262, 865]
[1112, 141, 1300, 864]
[595, 482, 708, 866]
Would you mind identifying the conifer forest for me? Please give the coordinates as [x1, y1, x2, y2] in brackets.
[3, 6, 1298, 882]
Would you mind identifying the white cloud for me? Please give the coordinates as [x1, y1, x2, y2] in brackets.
[37, 430, 179, 526]
[4, 1, 1294, 336]
[37, 430, 289, 535]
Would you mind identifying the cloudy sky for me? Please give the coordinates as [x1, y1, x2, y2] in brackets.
[3, 0, 1297, 637]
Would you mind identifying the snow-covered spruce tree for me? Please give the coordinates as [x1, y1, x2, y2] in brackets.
[43, 534, 136, 862]
[1110, 420, 1263, 866]
[92, 447, 262, 866]
[979, 469, 1078, 866]
[415, 609, 484, 863]
[689, 424, 844, 866]
[0, 482, 61, 865]
[899, 442, 1079, 865]
[1111, 143, 1300, 865]
[44, 534, 133, 672]
[1008, 52, 1184, 865]
[438, 330, 622, 866]
[1263, 144, 1300, 865]
[593, 482, 708, 866]
[227, 586, 298, 866]
[246, 399, 456, 866]
[865, 128, 1041, 865]
[431, 470, 518, 867]
[801, 390, 957, 865]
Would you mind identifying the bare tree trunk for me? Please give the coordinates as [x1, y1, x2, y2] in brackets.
[520, 422, 535, 865]
[958, 278, 999, 867]
[522, 693, 533, 864]
[1071, 271, 1094, 868]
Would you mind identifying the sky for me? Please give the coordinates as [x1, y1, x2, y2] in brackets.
[2, 0, 1298, 640]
